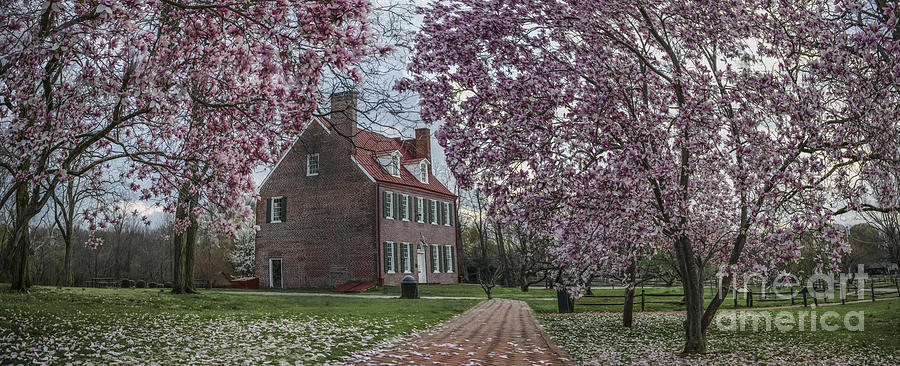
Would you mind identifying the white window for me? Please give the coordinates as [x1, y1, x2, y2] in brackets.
[429, 200, 438, 225]
[270, 197, 283, 223]
[443, 202, 451, 226]
[419, 161, 429, 184]
[390, 154, 401, 177]
[384, 191, 395, 219]
[306, 154, 319, 176]
[431, 247, 440, 273]
[400, 194, 409, 221]
[402, 243, 412, 273]
[416, 197, 424, 223]
[445, 245, 454, 273]
[385, 242, 396, 274]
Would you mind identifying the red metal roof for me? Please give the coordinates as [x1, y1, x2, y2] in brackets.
[353, 129, 456, 197]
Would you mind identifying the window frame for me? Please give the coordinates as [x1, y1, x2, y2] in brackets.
[385, 242, 396, 274]
[419, 161, 429, 183]
[400, 194, 409, 221]
[390, 154, 401, 177]
[443, 202, 451, 226]
[402, 242, 412, 273]
[431, 247, 440, 273]
[270, 196, 284, 223]
[416, 197, 425, 223]
[385, 191, 395, 220]
[445, 245, 454, 273]
[429, 200, 438, 225]
[306, 153, 319, 176]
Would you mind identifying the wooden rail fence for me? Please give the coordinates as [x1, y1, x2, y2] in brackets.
[573, 276, 900, 311]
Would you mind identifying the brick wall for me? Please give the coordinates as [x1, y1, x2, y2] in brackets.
[256, 121, 377, 288]
[378, 184, 459, 285]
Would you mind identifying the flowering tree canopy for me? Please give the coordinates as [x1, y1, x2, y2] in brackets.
[1, 0, 382, 290]
[405, 0, 900, 353]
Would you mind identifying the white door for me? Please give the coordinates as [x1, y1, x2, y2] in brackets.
[417, 252, 427, 283]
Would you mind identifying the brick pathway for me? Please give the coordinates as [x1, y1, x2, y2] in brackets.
[340, 299, 570, 365]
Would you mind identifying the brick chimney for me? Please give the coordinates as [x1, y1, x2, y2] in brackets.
[330, 91, 357, 143]
[415, 128, 431, 161]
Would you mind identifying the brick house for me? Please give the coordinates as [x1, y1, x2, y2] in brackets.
[255, 92, 459, 288]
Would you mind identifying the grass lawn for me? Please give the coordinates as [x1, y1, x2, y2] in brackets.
[0, 285, 478, 364]
[541, 298, 900, 365]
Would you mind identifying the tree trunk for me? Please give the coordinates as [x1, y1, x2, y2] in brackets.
[182, 193, 199, 293]
[674, 235, 706, 354]
[64, 185, 75, 287]
[63, 236, 73, 287]
[623, 262, 637, 327]
[171, 189, 188, 294]
[10, 184, 33, 292]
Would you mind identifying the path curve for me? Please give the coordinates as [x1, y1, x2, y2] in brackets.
[340, 299, 570, 365]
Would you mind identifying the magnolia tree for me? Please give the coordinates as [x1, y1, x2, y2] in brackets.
[405, 0, 900, 354]
[0, 0, 382, 291]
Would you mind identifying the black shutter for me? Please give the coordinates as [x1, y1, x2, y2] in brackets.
[439, 245, 446, 272]
[382, 191, 388, 218]
[449, 246, 455, 272]
[383, 242, 390, 273]
[280, 197, 287, 223]
[266, 198, 272, 223]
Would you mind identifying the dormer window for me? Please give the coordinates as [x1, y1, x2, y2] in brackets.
[390, 154, 401, 177]
[419, 161, 429, 184]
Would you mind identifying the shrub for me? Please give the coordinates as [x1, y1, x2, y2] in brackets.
[164, 282, 172, 288]
[136, 280, 147, 288]
[148, 282, 158, 288]
[120, 279, 132, 288]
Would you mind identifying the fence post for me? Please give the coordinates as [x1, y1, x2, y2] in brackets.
[871, 280, 876, 302]
[790, 288, 795, 305]
[802, 290, 807, 307]
[733, 288, 738, 308]
[641, 289, 645, 312]
[895, 280, 899, 298]
[747, 291, 752, 307]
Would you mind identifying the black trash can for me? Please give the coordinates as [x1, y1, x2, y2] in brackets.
[557, 289, 574, 313]
[401, 275, 418, 299]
